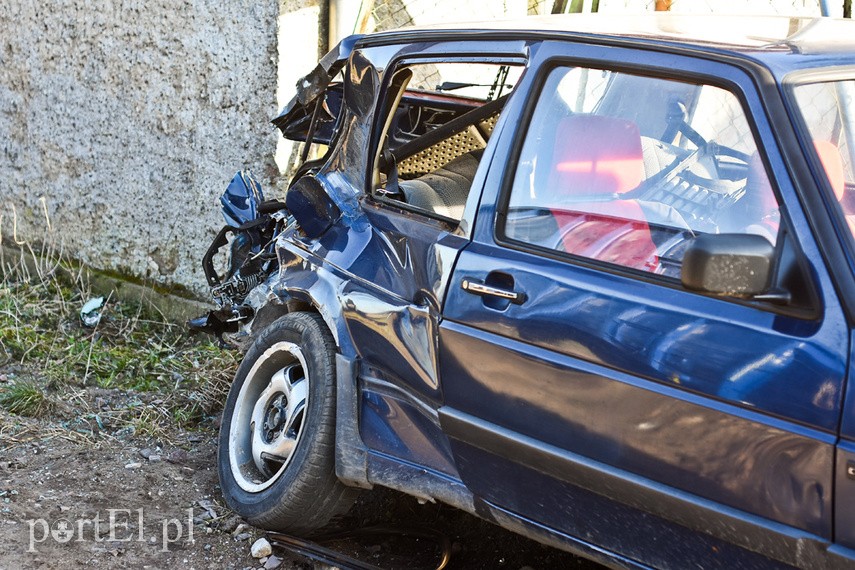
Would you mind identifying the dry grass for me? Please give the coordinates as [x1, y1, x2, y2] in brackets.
[0, 242, 237, 444]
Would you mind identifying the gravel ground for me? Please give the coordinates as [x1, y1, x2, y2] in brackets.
[0, 400, 287, 570]
[0, 375, 607, 570]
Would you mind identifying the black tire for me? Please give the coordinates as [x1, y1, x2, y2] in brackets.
[217, 312, 358, 533]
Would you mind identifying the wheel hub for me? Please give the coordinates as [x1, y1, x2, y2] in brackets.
[262, 395, 288, 442]
[228, 341, 310, 493]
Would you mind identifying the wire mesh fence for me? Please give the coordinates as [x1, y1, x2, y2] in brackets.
[365, 0, 529, 33]
[597, 0, 844, 16]
[363, 0, 850, 32]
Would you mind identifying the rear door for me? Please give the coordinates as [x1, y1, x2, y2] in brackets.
[439, 42, 849, 568]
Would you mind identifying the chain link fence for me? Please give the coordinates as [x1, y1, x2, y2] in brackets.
[363, 0, 850, 32]
[353, 0, 853, 189]
[366, 0, 528, 33]
[596, 0, 842, 15]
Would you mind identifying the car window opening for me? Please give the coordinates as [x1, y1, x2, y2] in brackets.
[505, 66, 781, 279]
[373, 62, 524, 221]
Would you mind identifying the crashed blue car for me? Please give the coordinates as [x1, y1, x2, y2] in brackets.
[190, 14, 855, 569]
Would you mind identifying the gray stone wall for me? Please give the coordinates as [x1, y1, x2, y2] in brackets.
[0, 0, 280, 297]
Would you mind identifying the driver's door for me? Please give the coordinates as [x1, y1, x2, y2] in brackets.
[439, 49, 848, 567]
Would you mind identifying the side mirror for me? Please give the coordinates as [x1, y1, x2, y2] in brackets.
[681, 234, 775, 297]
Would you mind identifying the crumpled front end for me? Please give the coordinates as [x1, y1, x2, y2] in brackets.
[187, 170, 289, 348]
[189, 36, 369, 348]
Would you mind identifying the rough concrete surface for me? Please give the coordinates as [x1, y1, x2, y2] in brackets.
[0, 0, 280, 298]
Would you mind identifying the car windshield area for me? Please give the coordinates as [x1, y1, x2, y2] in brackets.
[791, 80, 855, 245]
[372, 61, 523, 221]
[504, 66, 780, 279]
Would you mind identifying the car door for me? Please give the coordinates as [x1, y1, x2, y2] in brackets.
[439, 42, 849, 568]
[324, 43, 528, 477]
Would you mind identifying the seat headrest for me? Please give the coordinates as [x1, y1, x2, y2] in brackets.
[552, 114, 644, 196]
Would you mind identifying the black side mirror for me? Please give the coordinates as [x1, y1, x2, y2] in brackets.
[681, 234, 775, 297]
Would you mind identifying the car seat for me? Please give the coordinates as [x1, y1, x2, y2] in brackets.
[399, 150, 483, 220]
[814, 140, 850, 235]
[548, 114, 659, 272]
[727, 152, 780, 243]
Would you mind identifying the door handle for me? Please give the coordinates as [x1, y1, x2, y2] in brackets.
[461, 279, 526, 304]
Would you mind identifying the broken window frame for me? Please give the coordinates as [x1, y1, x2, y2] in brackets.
[367, 56, 526, 225]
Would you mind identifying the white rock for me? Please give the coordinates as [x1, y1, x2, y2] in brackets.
[264, 555, 282, 569]
[124, 462, 142, 469]
[232, 523, 251, 536]
[250, 537, 272, 559]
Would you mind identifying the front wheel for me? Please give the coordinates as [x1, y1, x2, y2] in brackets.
[217, 312, 357, 533]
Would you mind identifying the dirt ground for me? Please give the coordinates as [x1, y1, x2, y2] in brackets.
[0, 379, 603, 570]
[0, 260, 605, 570]
[0, 395, 276, 570]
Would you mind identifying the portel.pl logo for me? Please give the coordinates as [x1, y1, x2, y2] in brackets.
[27, 508, 194, 552]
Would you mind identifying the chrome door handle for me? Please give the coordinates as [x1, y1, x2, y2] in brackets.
[461, 279, 526, 304]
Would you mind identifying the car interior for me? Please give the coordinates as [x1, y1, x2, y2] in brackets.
[372, 62, 521, 221]
[504, 68, 783, 279]
[364, 63, 852, 291]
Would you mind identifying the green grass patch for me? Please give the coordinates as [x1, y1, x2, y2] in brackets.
[0, 248, 237, 434]
[0, 379, 51, 417]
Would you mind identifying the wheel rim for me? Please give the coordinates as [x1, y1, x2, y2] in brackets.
[229, 341, 309, 492]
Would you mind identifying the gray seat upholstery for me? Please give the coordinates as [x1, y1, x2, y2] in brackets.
[399, 150, 483, 220]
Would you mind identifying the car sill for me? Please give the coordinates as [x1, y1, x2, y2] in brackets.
[439, 407, 850, 570]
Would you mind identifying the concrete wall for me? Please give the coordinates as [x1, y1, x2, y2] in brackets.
[0, 0, 280, 297]
[1, 0, 838, 301]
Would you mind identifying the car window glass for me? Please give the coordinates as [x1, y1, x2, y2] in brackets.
[792, 81, 855, 243]
[505, 66, 779, 278]
[372, 62, 523, 222]
[691, 86, 755, 155]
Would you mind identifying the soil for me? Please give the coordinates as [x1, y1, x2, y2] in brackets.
[0, 375, 605, 570]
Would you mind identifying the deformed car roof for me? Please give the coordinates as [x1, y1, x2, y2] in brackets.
[360, 14, 855, 75]
[277, 14, 855, 141]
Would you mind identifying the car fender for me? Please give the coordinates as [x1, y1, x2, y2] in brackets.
[265, 240, 372, 488]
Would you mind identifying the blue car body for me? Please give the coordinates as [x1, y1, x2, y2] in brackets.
[206, 14, 855, 569]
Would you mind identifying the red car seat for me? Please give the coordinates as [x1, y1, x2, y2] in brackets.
[812, 139, 852, 237]
[548, 114, 659, 272]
